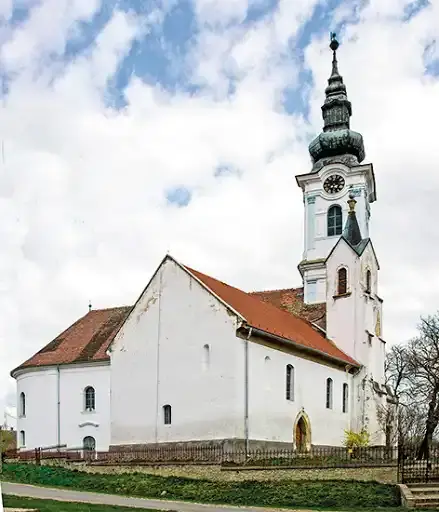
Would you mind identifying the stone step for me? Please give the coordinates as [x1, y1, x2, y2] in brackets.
[407, 482, 439, 490]
[414, 494, 439, 500]
[410, 487, 439, 493]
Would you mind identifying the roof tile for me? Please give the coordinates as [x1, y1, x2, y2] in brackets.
[184, 266, 357, 366]
[12, 261, 357, 374]
[12, 307, 131, 374]
[249, 288, 327, 330]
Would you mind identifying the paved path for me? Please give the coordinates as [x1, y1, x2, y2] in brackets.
[1, 482, 303, 512]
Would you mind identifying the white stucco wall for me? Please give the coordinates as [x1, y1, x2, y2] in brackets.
[110, 257, 245, 446]
[15, 363, 111, 451]
[300, 163, 374, 263]
[15, 368, 58, 450]
[325, 239, 386, 445]
[247, 341, 353, 447]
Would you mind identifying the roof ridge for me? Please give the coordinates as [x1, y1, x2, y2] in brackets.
[89, 305, 133, 312]
[249, 286, 303, 295]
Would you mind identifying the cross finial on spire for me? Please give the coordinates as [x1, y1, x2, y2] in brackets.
[330, 32, 339, 51]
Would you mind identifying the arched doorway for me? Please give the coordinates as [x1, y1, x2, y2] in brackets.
[83, 436, 96, 451]
[293, 412, 311, 452]
[83, 436, 96, 460]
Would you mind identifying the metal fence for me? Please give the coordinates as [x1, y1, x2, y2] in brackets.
[5, 444, 399, 469]
[398, 445, 439, 484]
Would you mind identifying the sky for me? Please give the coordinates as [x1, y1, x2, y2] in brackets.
[0, 0, 439, 426]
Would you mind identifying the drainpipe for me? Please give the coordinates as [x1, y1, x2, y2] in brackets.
[154, 270, 163, 444]
[244, 327, 252, 457]
[346, 365, 353, 431]
[56, 365, 61, 448]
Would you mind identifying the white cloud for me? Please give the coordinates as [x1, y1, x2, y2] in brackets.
[0, 0, 439, 423]
[192, 0, 249, 26]
[1, 0, 102, 73]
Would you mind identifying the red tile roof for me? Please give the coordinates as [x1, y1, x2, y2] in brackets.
[249, 288, 327, 331]
[11, 307, 131, 375]
[12, 259, 358, 375]
[184, 266, 357, 366]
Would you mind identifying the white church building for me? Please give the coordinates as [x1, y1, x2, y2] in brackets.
[11, 36, 394, 453]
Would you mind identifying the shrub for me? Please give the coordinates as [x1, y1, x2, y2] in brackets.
[344, 429, 371, 449]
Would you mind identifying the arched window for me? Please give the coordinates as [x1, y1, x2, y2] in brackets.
[163, 404, 172, 425]
[342, 383, 349, 413]
[366, 269, 371, 293]
[337, 267, 347, 295]
[20, 430, 25, 447]
[19, 392, 26, 417]
[326, 378, 333, 409]
[83, 436, 96, 451]
[84, 386, 95, 412]
[327, 205, 343, 236]
[286, 364, 295, 401]
[203, 344, 210, 370]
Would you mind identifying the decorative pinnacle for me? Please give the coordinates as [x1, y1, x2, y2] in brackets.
[330, 32, 339, 52]
[88, 301, 92, 312]
[329, 32, 340, 78]
[347, 191, 357, 212]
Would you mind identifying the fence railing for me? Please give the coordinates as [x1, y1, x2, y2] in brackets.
[5, 445, 399, 468]
[398, 444, 439, 483]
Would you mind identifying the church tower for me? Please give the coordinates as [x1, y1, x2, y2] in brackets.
[295, 34, 387, 443]
[295, 34, 376, 310]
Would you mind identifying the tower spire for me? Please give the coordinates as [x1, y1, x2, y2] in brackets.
[330, 33, 340, 77]
[308, 33, 365, 169]
[342, 191, 362, 246]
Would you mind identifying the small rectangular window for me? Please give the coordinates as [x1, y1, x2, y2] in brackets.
[163, 405, 171, 425]
[20, 430, 26, 447]
[342, 383, 348, 413]
[338, 268, 347, 295]
[306, 280, 317, 303]
[286, 365, 295, 401]
[326, 378, 333, 409]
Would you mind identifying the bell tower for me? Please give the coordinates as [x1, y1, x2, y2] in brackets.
[295, 34, 376, 305]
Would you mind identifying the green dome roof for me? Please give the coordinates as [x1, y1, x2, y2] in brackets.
[309, 129, 365, 163]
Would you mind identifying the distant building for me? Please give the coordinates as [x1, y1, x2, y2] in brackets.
[11, 36, 393, 453]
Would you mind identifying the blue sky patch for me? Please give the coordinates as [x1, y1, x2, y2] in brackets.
[166, 186, 192, 207]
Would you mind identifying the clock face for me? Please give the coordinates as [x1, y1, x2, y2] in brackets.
[323, 174, 345, 194]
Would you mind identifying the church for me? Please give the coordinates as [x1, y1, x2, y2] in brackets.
[11, 36, 393, 453]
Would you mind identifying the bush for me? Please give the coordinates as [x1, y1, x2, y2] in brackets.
[344, 429, 371, 449]
[1, 463, 401, 509]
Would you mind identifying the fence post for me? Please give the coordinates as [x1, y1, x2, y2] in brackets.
[35, 447, 41, 466]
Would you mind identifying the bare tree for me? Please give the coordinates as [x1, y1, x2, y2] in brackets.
[397, 402, 425, 446]
[378, 344, 411, 448]
[405, 314, 439, 459]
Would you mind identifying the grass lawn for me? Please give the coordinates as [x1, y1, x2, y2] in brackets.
[1, 463, 401, 510]
[2, 494, 171, 511]
[0, 495, 423, 512]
